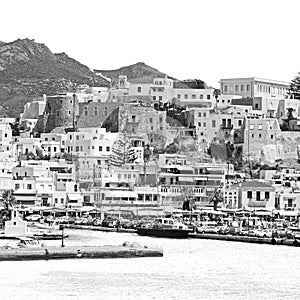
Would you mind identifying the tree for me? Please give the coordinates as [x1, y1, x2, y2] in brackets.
[209, 188, 223, 211]
[289, 72, 300, 99]
[213, 88, 221, 103]
[1, 190, 16, 211]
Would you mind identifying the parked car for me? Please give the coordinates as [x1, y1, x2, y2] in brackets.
[25, 214, 42, 222]
[197, 223, 219, 234]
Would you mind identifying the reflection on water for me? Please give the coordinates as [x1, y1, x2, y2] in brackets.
[0, 229, 299, 300]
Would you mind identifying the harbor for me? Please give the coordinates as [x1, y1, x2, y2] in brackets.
[0, 228, 298, 300]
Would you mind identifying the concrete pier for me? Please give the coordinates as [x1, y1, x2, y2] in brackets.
[189, 233, 300, 247]
[0, 245, 163, 261]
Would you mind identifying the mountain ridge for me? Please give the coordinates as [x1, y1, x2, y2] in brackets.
[0, 38, 109, 116]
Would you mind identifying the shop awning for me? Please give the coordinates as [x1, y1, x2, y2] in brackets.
[104, 190, 137, 198]
[67, 193, 82, 201]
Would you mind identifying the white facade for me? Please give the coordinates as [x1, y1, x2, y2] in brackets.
[220, 77, 289, 99]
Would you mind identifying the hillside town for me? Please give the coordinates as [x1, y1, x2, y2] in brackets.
[0, 73, 300, 229]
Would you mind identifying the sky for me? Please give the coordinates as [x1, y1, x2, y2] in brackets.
[1, 0, 300, 88]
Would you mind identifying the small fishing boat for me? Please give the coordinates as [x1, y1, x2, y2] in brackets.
[136, 218, 191, 239]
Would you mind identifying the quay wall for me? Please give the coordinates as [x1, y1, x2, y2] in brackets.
[0, 245, 163, 261]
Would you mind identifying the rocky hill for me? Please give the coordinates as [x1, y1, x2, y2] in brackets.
[0, 38, 109, 117]
[95, 62, 209, 89]
[94, 62, 167, 86]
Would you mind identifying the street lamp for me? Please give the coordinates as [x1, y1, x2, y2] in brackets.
[60, 224, 65, 247]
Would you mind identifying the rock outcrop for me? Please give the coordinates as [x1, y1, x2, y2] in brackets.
[0, 38, 109, 117]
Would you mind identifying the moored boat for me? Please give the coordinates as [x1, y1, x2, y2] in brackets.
[137, 218, 191, 239]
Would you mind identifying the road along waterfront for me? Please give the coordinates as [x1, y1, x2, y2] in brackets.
[0, 229, 299, 300]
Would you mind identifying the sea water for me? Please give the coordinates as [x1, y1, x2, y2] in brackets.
[0, 229, 299, 300]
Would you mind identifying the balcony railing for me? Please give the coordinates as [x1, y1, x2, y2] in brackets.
[220, 124, 233, 130]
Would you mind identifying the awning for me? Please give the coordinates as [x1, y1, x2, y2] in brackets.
[67, 193, 82, 201]
[278, 210, 299, 217]
[178, 176, 194, 182]
[104, 190, 137, 198]
[175, 166, 194, 172]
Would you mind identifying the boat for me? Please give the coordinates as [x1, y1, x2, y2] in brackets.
[33, 232, 68, 240]
[136, 217, 191, 238]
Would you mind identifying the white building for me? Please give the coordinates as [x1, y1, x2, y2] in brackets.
[220, 77, 289, 99]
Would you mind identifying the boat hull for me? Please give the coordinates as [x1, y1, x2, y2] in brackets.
[137, 227, 190, 239]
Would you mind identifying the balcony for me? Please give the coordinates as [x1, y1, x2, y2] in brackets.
[220, 124, 233, 130]
[247, 200, 268, 208]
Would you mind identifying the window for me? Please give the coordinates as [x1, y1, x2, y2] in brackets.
[203, 112, 206, 117]
[235, 85, 239, 92]
[207, 95, 211, 100]
[15, 183, 20, 190]
[94, 108, 98, 116]
[76, 146, 79, 152]
[265, 191, 270, 199]
[4, 133, 7, 138]
[255, 103, 259, 109]
[247, 191, 252, 199]
[270, 135, 274, 139]
[198, 112, 202, 117]
[250, 124, 254, 130]
[132, 115, 136, 122]
[99, 146, 102, 151]
[224, 86, 228, 92]
[137, 87, 141, 93]
[212, 120, 216, 128]
[192, 94, 196, 99]
[258, 134, 262, 138]
[200, 94, 203, 99]
[184, 94, 188, 99]
[251, 134, 254, 138]
[159, 96, 162, 101]
[238, 120, 242, 126]
[84, 107, 88, 116]
[149, 118, 153, 123]
[45, 138, 48, 141]
[241, 85, 244, 91]
[153, 96, 156, 100]
[27, 184, 32, 190]
[76, 135, 79, 140]
[106, 146, 110, 151]
[246, 84, 250, 91]
[203, 122, 206, 127]
[198, 122, 201, 127]
[68, 111, 71, 115]
[258, 124, 263, 130]
[57, 111, 60, 117]
[177, 94, 181, 99]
